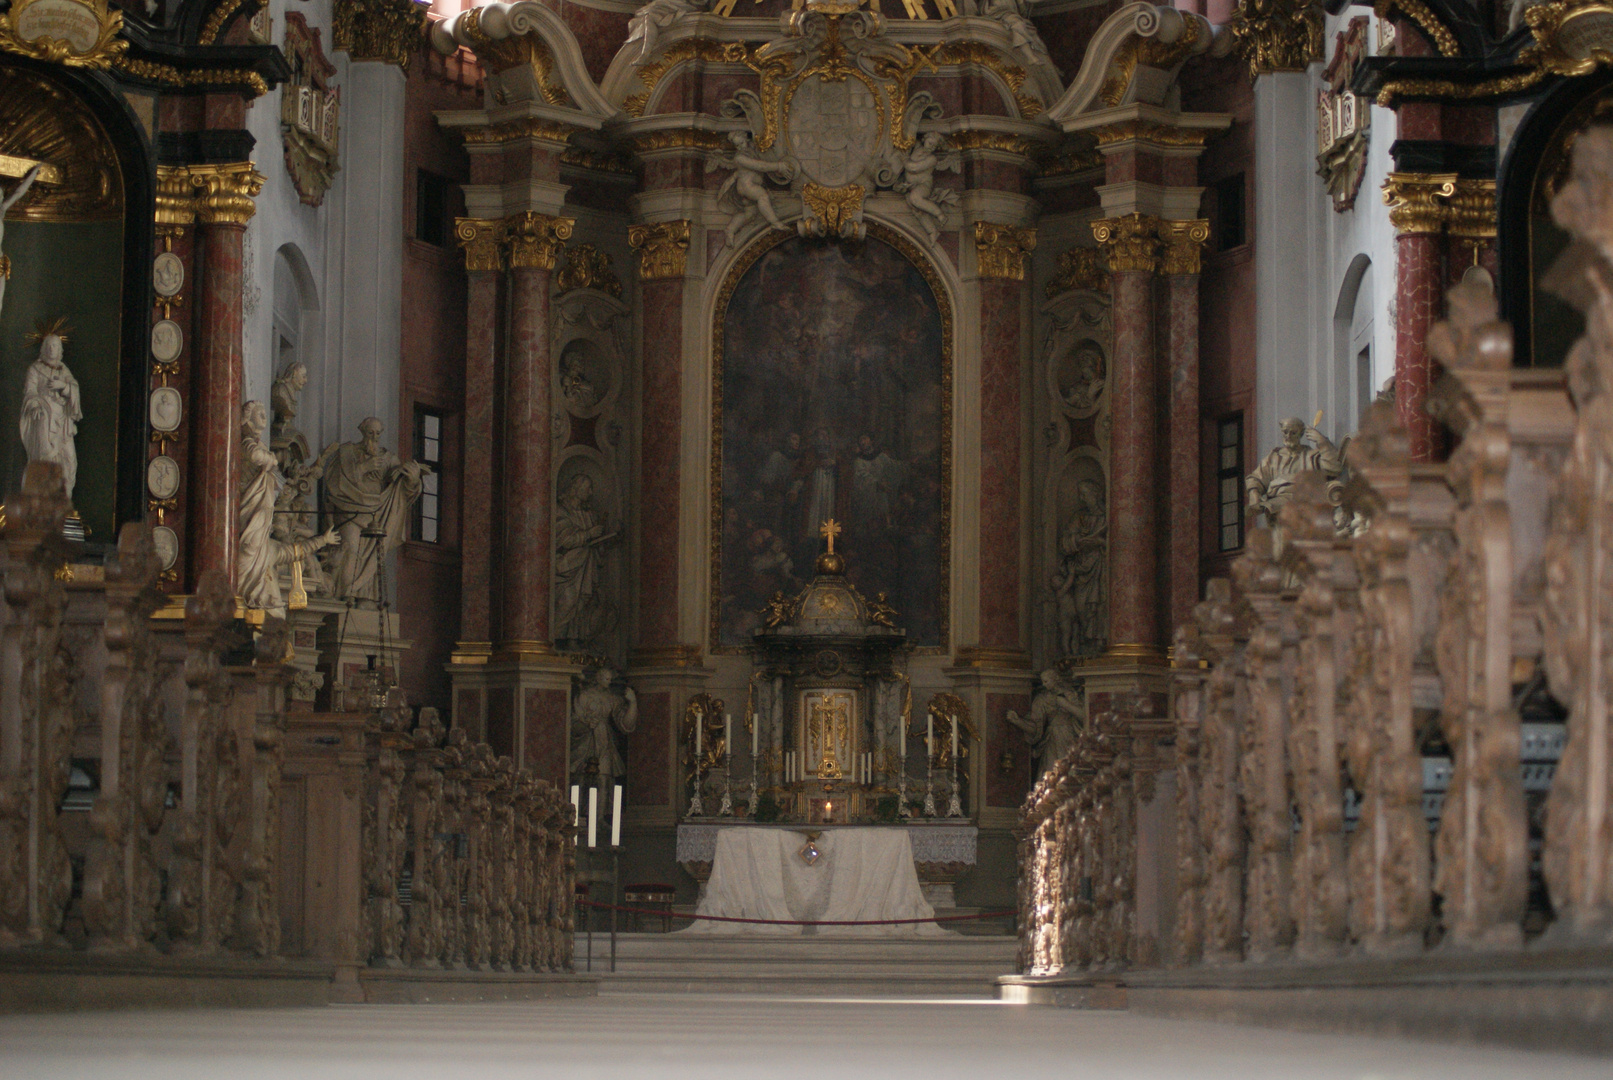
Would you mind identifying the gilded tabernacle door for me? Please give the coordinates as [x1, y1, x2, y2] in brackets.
[800, 687, 858, 780]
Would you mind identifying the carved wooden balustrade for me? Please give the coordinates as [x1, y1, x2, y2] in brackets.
[1015, 179, 1609, 973]
[0, 462, 576, 977]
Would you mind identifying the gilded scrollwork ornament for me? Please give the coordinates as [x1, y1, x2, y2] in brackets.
[628, 220, 692, 280]
[1226, 0, 1323, 80]
[0, 0, 126, 70]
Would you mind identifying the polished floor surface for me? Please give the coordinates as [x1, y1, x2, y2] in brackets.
[1, 993, 1604, 1079]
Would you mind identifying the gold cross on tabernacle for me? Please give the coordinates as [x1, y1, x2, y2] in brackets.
[820, 518, 842, 554]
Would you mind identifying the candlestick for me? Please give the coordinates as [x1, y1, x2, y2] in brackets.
[948, 745, 963, 818]
[611, 784, 623, 847]
[587, 787, 598, 848]
[899, 718, 905, 759]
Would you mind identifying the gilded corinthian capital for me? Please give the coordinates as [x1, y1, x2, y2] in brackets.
[973, 222, 1037, 280]
[1382, 172, 1458, 235]
[333, 0, 431, 71]
[628, 220, 692, 280]
[189, 162, 265, 226]
[1091, 213, 1161, 274]
[504, 211, 574, 270]
[1159, 219, 1211, 276]
[1227, 0, 1324, 79]
[455, 217, 504, 272]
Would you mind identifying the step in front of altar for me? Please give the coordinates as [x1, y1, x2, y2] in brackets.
[574, 932, 1018, 998]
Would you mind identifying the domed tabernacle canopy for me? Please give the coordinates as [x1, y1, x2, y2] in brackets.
[753, 519, 906, 642]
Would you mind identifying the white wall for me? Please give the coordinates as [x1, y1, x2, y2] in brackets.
[1252, 10, 1398, 452]
[242, 0, 407, 458]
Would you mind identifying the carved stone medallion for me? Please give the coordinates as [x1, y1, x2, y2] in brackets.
[153, 252, 183, 296]
[150, 319, 182, 362]
[146, 454, 180, 500]
[148, 387, 182, 432]
[151, 525, 178, 570]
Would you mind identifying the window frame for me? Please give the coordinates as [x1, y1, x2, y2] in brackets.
[1216, 413, 1245, 554]
[412, 406, 445, 544]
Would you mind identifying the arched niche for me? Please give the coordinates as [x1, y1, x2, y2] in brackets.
[1332, 254, 1373, 439]
[709, 223, 953, 652]
[0, 57, 153, 540]
[1499, 67, 1613, 368]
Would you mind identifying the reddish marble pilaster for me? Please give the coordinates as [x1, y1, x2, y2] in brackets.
[978, 276, 1024, 652]
[1108, 266, 1159, 650]
[189, 220, 246, 590]
[1160, 221, 1209, 632]
[453, 216, 502, 653]
[1384, 174, 1455, 463]
[636, 276, 684, 651]
[501, 263, 554, 648]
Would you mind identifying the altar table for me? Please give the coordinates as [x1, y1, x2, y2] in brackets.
[679, 827, 946, 936]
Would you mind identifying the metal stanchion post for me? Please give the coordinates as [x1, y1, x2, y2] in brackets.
[610, 849, 620, 973]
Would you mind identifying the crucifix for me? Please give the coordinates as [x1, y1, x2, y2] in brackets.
[820, 518, 842, 554]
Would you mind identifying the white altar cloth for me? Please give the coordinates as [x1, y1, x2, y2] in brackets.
[680, 827, 946, 937]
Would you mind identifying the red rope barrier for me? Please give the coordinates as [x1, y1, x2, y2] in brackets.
[577, 900, 1016, 927]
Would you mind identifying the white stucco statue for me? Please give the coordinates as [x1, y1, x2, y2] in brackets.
[237, 400, 338, 617]
[714, 131, 795, 242]
[315, 417, 429, 603]
[0, 165, 41, 324]
[1006, 669, 1086, 779]
[1245, 417, 1343, 528]
[625, 0, 706, 62]
[19, 327, 81, 499]
[895, 132, 960, 243]
[570, 668, 638, 785]
[554, 472, 617, 646]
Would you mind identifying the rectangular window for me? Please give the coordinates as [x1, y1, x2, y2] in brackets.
[1215, 173, 1246, 252]
[415, 170, 450, 247]
[412, 407, 444, 543]
[1217, 414, 1244, 553]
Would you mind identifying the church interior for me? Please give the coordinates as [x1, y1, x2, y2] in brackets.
[2, 0, 1613, 1072]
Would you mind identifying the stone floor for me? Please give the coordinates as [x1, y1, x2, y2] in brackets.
[1, 993, 1607, 1079]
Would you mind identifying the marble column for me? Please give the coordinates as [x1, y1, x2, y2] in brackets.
[500, 212, 572, 653]
[453, 219, 503, 659]
[627, 221, 691, 656]
[972, 223, 1036, 656]
[1383, 173, 1456, 463]
[1160, 221, 1209, 633]
[188, 162, 264, 591]
[1093, 215, 1161, 657]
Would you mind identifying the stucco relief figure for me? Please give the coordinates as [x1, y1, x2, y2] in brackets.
[1052, 479, 1107, 657]
[238, 401, 337, 617]
[625, 0, 706, 62]
[1007, 670, 1086, 779]
[570, 668, 638, 785]
[315, 418, 428, 603]
[19, 327, 82, 499]
[977, 0, 1050, 63]
[268, 361, 331, 593]
[0, 165, 41, 322]
[554, 473, 618, 646]
[894, 133, 959, 244]
[713, 131, 796, 243]
[1245, 417, 1343, 527]
[559, 352, 600, 411]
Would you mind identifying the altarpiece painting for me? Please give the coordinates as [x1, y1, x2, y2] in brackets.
[714, 231, 949, 648]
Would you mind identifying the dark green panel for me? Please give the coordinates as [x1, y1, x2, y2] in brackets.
[0, 219, 125, 539]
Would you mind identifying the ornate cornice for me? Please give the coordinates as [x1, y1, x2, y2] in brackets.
[628, 220, 692, 280]
[944, 131, 1041, 157]
[455, 217, 503, 272]
[188, 162, 265, 226]
[1159, 219, 1211, 276]
[1091, 213, 1161, 274]
[460, 117, 579, 146]
[456, 5, 570, 105]
[630, 129, 730, 154]
[556, 243, 623, 297]
[561, 146, 635, 175]
[623, 38, 748, 118]
[1099, 16, 1205, 108]
[1372, 0, 1459, 58]
[504, 211, 573, 270]
[333, 0, 429, 71]
[0, 0, 125, 69]
[1381, 171, 1457, 235]
[974, 222, 1037, 280]
[1093, 121, 1209, 148]
[1045, 247, 1108, 297]
[1227, 0, 1323, 79]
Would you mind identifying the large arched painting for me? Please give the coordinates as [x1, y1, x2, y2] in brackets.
[713, 231, 949, 648]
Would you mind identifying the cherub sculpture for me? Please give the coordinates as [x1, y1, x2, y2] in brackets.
[711, 130, 796, 243]
[894, 131, 959, 244]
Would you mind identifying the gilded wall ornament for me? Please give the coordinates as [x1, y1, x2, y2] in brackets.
[189, 162, 265, 226]
[333, 0, 429, 71]
[0, 0, 126, 70]
[0, 67, 122, 223]
[556, 244, 623, 297]
[280, 14, 341, 208]
[627, 220, 691, 280]
[1226, 0, 1323, 79]
[455, 218, 503, 272]
[1317, 17, 1370, 213]
[1382, 172, 1457, 235]
[505, 211, 574, 271]
[1045, 248, 1108, 298]
[1158, 219, 1211, 276]
[1091, 214, 1161, 274]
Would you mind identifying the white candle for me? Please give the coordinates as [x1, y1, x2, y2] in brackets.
[725, 713, 732, 761]
[570, 784, 580, 827]
[587, 787, 598, 849]
[695, 715, 702, 760]
[611, 784, 623, 848]
[752, 712, 759, 758]
[951, 715, 958, 761]
[926, 713, 933, 760]
[900, 718, 906, 759]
